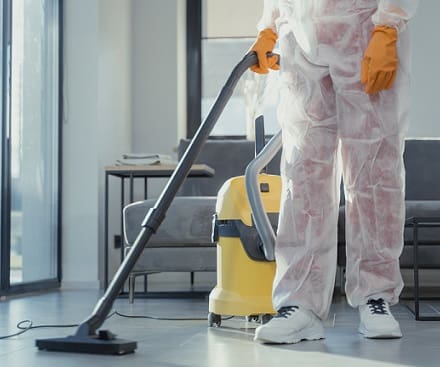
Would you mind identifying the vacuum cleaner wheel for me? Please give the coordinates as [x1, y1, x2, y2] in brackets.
[208, 313, 222, 327]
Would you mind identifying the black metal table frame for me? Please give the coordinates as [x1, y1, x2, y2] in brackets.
[404, 216, 440, 321]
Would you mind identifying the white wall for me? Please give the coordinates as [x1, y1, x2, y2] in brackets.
[97, 0, 133, 286]
[62, 0, 100, 288]
[131, 0, 186, 161]
[409, 1, 440, 138]
[62, 0, 132, 288]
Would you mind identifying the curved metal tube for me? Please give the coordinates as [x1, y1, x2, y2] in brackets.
[245, 130, 282, 261]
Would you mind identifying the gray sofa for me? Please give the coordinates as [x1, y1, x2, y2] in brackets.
[123, 140, 280, 301]
[123, 138, 440, 301]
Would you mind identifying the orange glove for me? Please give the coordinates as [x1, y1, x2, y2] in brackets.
[250, 28, 280, 74]
[361, 25, 398, 95]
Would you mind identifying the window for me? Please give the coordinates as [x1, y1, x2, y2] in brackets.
[187, 0, 279, 139]
[1, 0, 61, 293]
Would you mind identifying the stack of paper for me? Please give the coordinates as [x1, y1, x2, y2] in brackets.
[116, 153, 176, 166]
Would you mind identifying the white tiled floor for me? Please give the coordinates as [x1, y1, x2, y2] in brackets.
[1, 290, 440, 367]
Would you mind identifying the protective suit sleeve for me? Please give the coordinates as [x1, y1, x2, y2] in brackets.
[373, 0, 419, 30]
[257, 0, 280, 32]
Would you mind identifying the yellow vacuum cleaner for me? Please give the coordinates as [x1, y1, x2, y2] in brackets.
[209, 117, 282, 327]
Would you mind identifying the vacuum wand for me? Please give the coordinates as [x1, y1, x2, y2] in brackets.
[36, 52, 280, 355]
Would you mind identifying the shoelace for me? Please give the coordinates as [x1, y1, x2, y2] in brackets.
[275, 306, 299, 318]
[367, 299, 388, 315]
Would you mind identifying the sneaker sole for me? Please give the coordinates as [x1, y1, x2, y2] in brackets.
[358, 323, 402, 339]
[254, 324, 325, 344]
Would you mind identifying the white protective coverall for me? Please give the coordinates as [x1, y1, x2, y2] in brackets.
[259, 0, 419, 319]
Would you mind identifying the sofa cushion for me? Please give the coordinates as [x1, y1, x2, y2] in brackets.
[124, 197, 217, 246]
[128, 247, 217, 272]
[404, 139, 440, 200]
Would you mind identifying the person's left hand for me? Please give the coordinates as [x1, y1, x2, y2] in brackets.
[361, 25, 398, 94]
[250, 28, 280, 74]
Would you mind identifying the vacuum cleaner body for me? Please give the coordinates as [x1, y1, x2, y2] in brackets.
[209, 173, 281, 321]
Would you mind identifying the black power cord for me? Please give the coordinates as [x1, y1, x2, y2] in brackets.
[0, 311, 118, 340]
[0, 320, 79, 340]
[114, 311, 207, 321]
[0, 311, 234, 340]
[114, 310, 234, 322]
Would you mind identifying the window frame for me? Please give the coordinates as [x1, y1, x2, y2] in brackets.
[186, 0, 202, 139]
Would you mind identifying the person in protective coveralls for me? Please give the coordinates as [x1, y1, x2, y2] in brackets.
[250, 0, 419, 344]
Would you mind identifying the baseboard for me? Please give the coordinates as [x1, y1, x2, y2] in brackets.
[61, 280, 100, 290]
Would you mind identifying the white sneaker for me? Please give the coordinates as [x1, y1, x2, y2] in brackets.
[358, 299, 402, 339]
[254, 306, 324, 344]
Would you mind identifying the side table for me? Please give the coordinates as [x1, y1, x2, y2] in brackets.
[104, 164, 215, 289]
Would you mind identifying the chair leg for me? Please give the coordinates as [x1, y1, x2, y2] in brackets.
[144, 274, 148, 294]
[190, 272, 195, 286]
[129, 273, 136, 304]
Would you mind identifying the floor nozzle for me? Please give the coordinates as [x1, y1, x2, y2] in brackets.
[36, 332, 137, 355]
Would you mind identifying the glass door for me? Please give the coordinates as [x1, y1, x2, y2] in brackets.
[9, 0, 60, 284]
[1, 0, 61, 292]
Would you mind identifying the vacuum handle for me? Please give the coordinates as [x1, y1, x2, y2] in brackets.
[245, 51, 280, 69]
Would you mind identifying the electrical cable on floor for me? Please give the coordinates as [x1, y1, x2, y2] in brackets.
[114, 310, 234, 322]
[0, 311, 116, 340]
[0, 320, 79, 340]
[0, 311, 234, 340]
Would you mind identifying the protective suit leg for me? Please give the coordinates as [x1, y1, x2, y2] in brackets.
[272, 30, 341, 320]
[335, 28, 411, 308]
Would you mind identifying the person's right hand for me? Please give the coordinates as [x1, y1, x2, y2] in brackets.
[250, 28, 279, 74]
